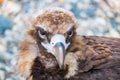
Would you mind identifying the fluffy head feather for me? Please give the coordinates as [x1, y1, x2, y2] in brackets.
[17, 7, 81, 79]
[29, 8, 77, 34]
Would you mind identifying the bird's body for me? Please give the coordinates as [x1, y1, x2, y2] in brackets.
[16, 8, 120, 80]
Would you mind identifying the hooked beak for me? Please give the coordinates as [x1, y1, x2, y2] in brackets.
[41, 34, 70, 69]
[54, 42, 65, 69]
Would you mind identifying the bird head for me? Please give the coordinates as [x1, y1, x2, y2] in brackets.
[30, 8, 78, 69]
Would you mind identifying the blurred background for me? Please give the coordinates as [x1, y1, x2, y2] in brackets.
[0, 0, 120, 80]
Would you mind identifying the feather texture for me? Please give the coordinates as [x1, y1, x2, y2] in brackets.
[16, 8, 120, 80]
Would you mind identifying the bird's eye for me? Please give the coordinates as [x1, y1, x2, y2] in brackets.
[67, 31, 73, 35]
[38, 30, 46, 38]
[67, 30, 73, 37]
[67, 25, 74, 37]
[40, 30, 46, 35]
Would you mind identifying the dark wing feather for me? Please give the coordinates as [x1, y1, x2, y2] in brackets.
[83, 36, 120, 68]
[84, 36, 120, 53]
[73, 36, 120, 80]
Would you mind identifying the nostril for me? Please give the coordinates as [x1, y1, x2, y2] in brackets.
[52, 42, 54, 45]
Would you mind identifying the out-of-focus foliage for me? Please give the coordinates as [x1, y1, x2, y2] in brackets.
[0, 0, 120, 80]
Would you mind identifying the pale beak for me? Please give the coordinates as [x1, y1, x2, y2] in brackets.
[54, 42, 65, 69]
[45, 34, 70, 69]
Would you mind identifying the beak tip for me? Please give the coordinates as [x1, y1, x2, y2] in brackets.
[54, 42, 65, 70]
[59, 64, 64, 69]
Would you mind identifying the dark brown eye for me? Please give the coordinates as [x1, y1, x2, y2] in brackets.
[67, 25, 74, 37]
[38, 30, 46, 39]
[67, 31, 73, 36]
[67, 28, 74, 37]
[40, 30, 46, 35]
[36, 26, 47, 39]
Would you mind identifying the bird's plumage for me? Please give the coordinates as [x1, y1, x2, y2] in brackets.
[16, 8, 120, 80]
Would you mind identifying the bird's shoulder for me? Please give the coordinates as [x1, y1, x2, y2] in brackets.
[74, 35, 120, 71]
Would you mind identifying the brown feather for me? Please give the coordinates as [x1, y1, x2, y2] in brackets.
[16, 8, 120, 80]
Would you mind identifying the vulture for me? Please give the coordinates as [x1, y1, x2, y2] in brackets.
[16, 8, 120, 80]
